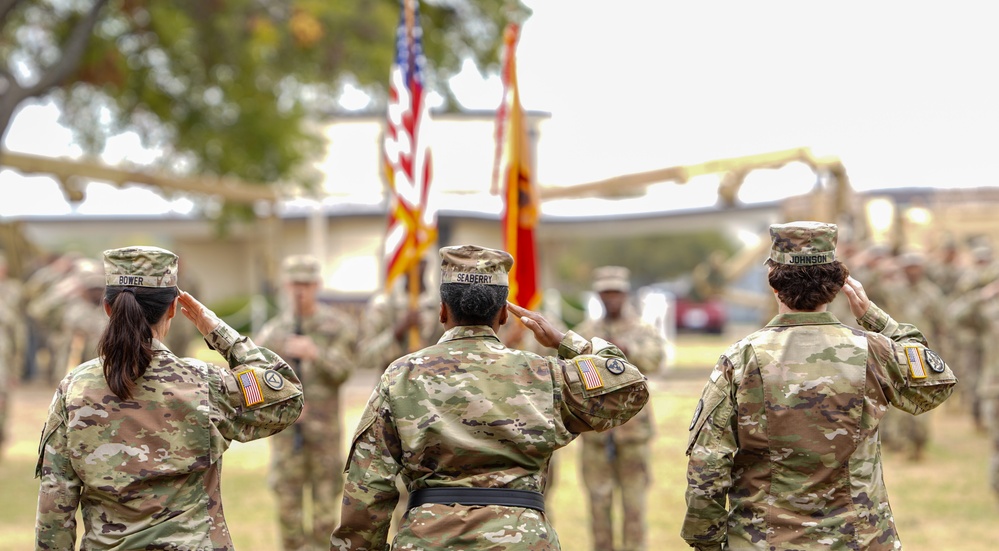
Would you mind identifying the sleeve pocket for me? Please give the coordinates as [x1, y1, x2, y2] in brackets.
[686, 382, 728, 456]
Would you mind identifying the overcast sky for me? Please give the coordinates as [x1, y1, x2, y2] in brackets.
[3, 1, 997, 217]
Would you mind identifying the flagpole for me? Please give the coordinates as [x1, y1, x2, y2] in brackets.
[407, 256, 420, 352]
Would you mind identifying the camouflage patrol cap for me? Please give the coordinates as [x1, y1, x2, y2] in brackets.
[768, 221, 838, 266]
[282, 254, 321, 283]
[898, 250, 926, 267]
[439, 245, 512, 286]
[103, 246, 179, 287]
[592, 266, 631, 292]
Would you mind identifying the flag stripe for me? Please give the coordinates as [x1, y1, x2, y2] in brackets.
[576, 358, 604, 390]
[383, 0, 436, 285]
[238, 370, 264, 406]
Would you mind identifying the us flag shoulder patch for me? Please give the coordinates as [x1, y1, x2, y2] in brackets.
[575, 357, 604, 391]
[903, 346, 927, 379]
[237, 369, 264, 406]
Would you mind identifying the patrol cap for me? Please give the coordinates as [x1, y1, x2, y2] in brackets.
[768, 221, 838, 266]
[103, 246, 179, 288]
[439, 245, 512, 286]
[898, 250, 926, 267]
[592, 266, 631, 293]
[282, 254, 321, 283]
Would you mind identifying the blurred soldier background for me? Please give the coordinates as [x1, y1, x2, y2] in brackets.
[22, 252, 83, 382]
[359, 258, 444, 372]
[880, 250, 946, 461]
[976, 278, 999, 502]
[59, 260, 108, 374]
[26, 254, 99, 384]
[573, 266, 665, 551]
[254, 255, 357, 551]
[358, 256, 445, 535]
[926, 238, 964, 366]
[0, 251, 22, 462]
[948, 244, 999, 432]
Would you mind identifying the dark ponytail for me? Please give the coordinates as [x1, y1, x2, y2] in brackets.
[97, 286, 179, 400]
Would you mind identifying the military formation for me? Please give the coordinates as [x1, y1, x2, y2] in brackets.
[2, 222, 996, 549]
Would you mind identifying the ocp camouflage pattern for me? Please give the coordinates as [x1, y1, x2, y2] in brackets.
[682, 303, 956, 551]
[35, 322, 304, 550]
[103, 246, 179, 287]
[331, 326, 650, 550]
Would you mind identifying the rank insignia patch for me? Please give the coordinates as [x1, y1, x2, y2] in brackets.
[237, 370, 264, 406]
[576, 357, 604, 390]
[904, 346, 927, 379]
[925, 349, 946, 374]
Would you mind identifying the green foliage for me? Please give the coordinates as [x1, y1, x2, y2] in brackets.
[1, 0, 528, 225]
[208, 293, 276, 335]
[552, 230, 738, 294]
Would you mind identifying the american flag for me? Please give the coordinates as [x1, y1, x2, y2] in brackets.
[238, 370, 263, 406]
[383, 0, 436, 286]
[576, 358, 604, 391]
[493, 22, 541, 311]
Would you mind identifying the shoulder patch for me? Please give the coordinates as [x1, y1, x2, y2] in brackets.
[925, 349, 946, 374]
[575, 357, 604, 390]
[606, 358, 626, 375]
[903, 345, 927, 379]
[689, 398, 704, 431]
[237, 369, 265, 406]
[262, 369, 285, 390]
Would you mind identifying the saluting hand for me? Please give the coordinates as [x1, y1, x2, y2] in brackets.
[178, 290, 222, 336]
[507, 302, 565, 349]
[840, 276, 871, 319]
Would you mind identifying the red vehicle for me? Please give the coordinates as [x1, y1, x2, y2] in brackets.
[651, 279, 727, 334]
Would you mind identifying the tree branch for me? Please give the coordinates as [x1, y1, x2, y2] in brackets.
[24, 0, 110, 98]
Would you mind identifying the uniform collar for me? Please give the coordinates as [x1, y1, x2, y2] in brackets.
[766, 311, 841, 327]
[151, 338, 171, 352]
[440, 325, 501, 343]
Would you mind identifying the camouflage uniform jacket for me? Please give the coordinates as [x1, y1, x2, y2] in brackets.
[358, 286, 444, 371]
[331, 326, 650, 550]
[682, 304, 957, 551]
[35, 322, 304, 551]
[574, 313, 665, 443]
[254, 303, 356, 427]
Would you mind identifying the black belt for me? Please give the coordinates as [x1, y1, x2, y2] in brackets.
[407, 487, 545, 513]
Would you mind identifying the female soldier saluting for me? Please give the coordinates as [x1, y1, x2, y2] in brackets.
[332, 245, 650, 550]
[35, 245, 304, 550]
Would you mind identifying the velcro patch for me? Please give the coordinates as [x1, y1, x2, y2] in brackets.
[237, 369, 264, 406]
[904, 346, 927, 379]
[575, 357, 604, 391]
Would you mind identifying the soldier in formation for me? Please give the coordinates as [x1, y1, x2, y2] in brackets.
[682, 222, 956, 550]
[880, 251, 946, 461]
[331, 245, 650, 550]
[573, 265, 665, 551]
[947, 244, 999, 432]
[35, 245, 304, 550]
[0, 251, 22, 462]
[255, 255, 357, 551]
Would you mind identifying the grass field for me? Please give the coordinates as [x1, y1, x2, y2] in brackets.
[2, 329, 996, 550]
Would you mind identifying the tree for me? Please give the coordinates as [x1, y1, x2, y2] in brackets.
[0, 0, 527, 219]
